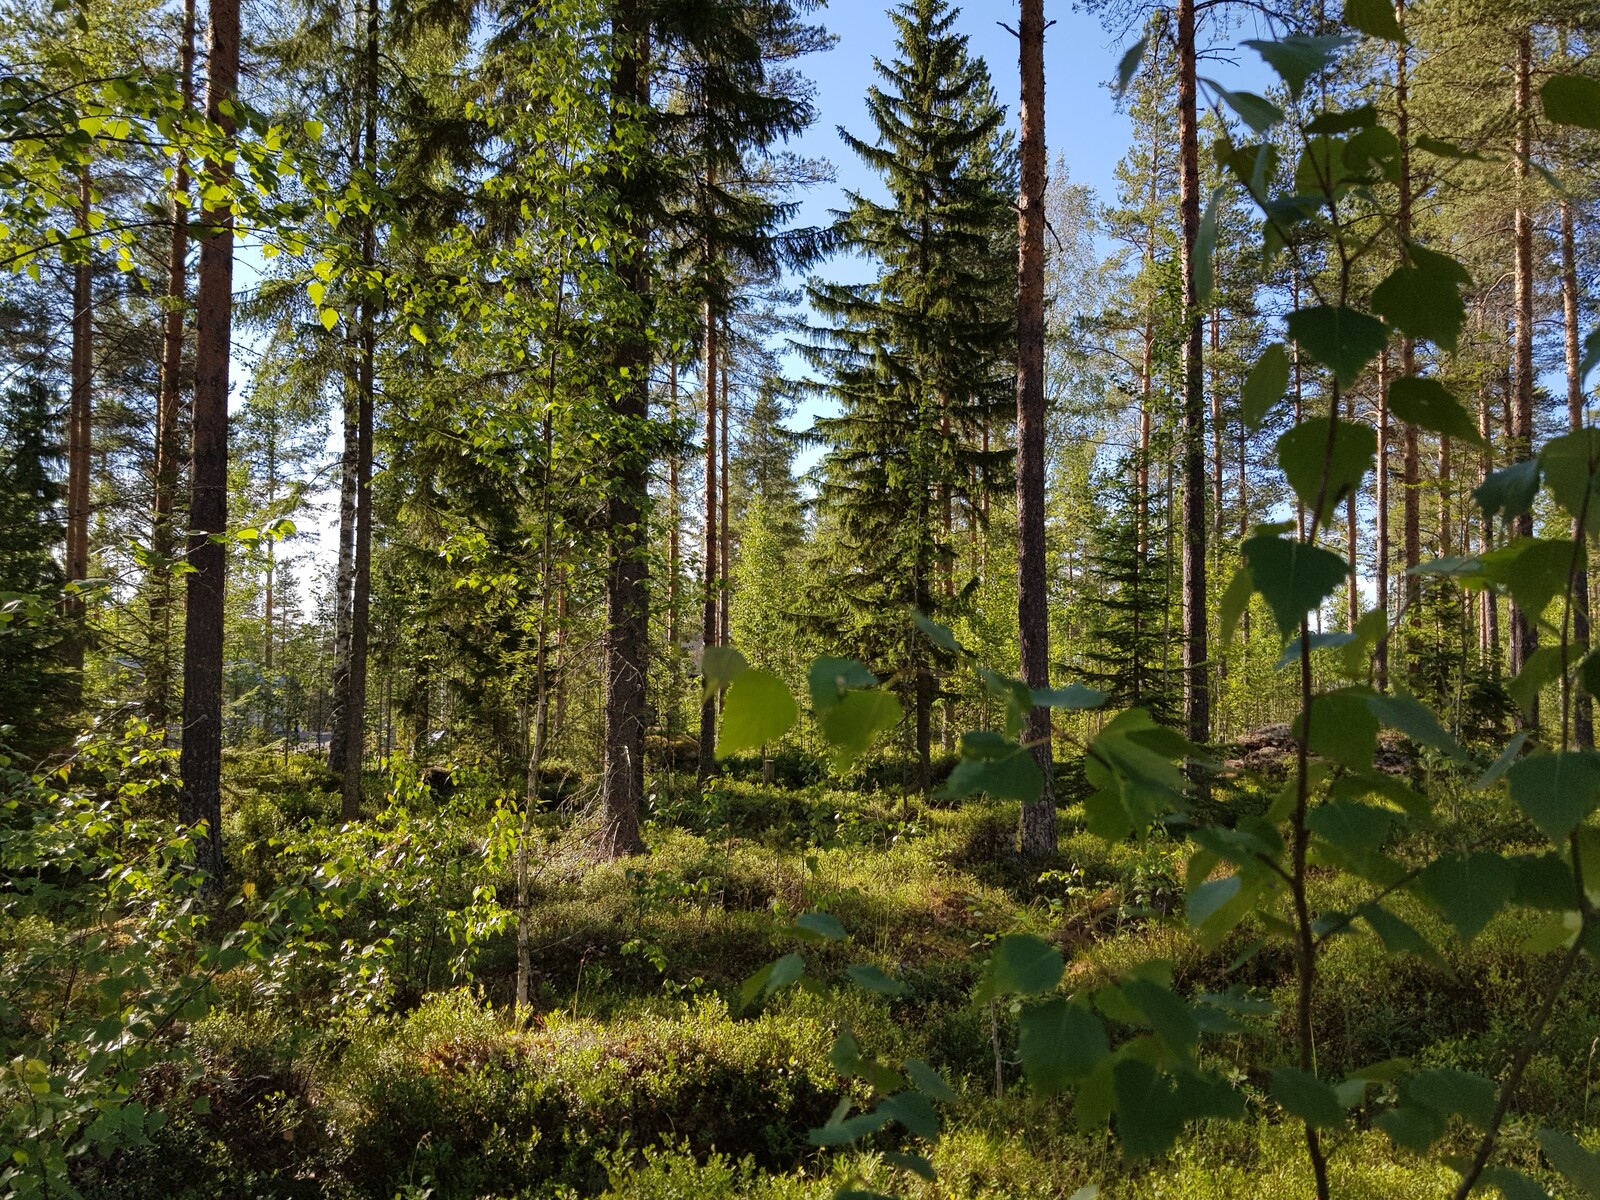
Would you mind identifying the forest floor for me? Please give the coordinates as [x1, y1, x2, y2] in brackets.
[66, 751, 1600, 1198]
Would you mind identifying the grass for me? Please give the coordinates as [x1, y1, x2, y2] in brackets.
[46, 752, 1600, 1199]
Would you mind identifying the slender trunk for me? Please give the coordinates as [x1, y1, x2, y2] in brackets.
[1376, 352, 1390, 690]
[666, 360, 679, 649]
[1210, 308, 1223, 554]
[327, 235, 360, 773]
[1562, 196, 1592, 746]
[1396, 4, 1420, 615]
[1479, 383, 1498, 663]
[719, 331, 730, 647]
[65, 166, 93, 673]
[179, 0, 239, 887]
[1015, 0, 1055, 859]
[149, 0, 196, 730]
[1510, 29, 1536, 683]
[1348, 388, 1360, 631]
[342, 0, 380, 820]
[1177, 0, 1209, 746]
[598, 6, 651, 858]
[698, 295, 719, 781]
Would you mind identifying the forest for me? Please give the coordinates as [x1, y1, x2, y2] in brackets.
[4, 0, 1600, 1194]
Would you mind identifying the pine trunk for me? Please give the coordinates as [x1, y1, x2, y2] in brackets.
[1015, 0, 1055, 860]
[1177, 0, 1209, 746]
[1375, 351, 1390, 690]
[698, 296, 719, 782]
[1509, 29, 1536, 683]
[598, 6, 650, 859]
[178, 0, 239, 888]
[1562, 197, 1592, 747]
[65, 166, 92, 672]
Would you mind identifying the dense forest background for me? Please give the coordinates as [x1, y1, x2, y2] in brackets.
[5, 0, 1600, 1195]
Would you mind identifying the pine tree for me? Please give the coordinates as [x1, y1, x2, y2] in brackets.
[806, 0, 1014, 793]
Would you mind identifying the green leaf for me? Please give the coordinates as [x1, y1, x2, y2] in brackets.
[1582, 649, 1600, 701]
[1536, 1128, 1600, 1196]
[1277, 417, 1375, 528]
[878, 1091, 939, 1138]
[1584, 328, 1600, 384]
[1019, 999, 1110, 1096]
[740, 951, 805, 1010]
[1295, 690, 1379, 769]
[807, 656, 878, 713]
[1508, 646, 1564, 720]
[904, 1058, 957, 1103]
[703, 645, 750, 699]
[882, 1151, 938, 1181]
[1210, 85, 1284, 135]
[1270, 1068, 1347, 1128]
[940, 745, 1042, 804]
[1474, 459, 1540, 526]
[1112, 1060, 1184, 1159]
[1366, 691, 1469, 763]
[1371, 260, 1467, 352]
[1359, 903, 1443, 964]
[1480, 1167, 1552, 1200]
[846, 963, 908, 996]
[796, 911, 846, 941]
[303, 118, 324, 139]
[1414, 852, 1516, 942]
[1387, 378, 1482, 443]
[1114, 37, 1147, 96]
[912, 611, 964, 655]
[1220, 564, 1254, 642]
[819, 689, 902, 771]
[1480, 539, 1576, 630]
[982, 933, 1064, 999]
[808, 1107, 890, 1146]
[1476, 729, 1531, 790]
[1506, 751, 1600, 843]
[319, 307, 339, 331]
[1286, 306, 1389, 388]
[1343, 0, 1405, 41]
[1123, 978, 1200, 1055]
[1241, 534, 1351, 641]
[1539, 429, 1600, 537]
[1033, 683, 1107, 710]
[716, 669, 797, 759]
[1377, 1102, 1448, 1153]
[1242, 343, 1290, 428]
[1243, 35, 1356, 100]
[1308, 799, 1398, 863]
[1542, 74, 1600, 131]
[1407, 1068, 1497, 1127]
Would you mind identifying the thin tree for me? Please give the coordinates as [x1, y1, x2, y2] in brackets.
[179, 0, 241, 886]
[1015, 0, 1054, 858]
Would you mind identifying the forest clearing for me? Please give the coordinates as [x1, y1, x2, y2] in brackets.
[4, 0, 1600, 1195]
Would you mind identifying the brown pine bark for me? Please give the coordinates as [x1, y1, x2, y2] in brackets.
[1376, 351, 1390, 690]
[1177, 0, 1209, 746]
[598, 2, 651, 858]
[1015, 0, 1055, 860]
[178, 0, 240, 887]
[1509, 29, 1536, 682]
[697, 296, 719, 782]
[65, 166, 92, 673]
[1396, 0, 1420, 614]
[666, 359, 679, 649]
[149, 0, 197, 730]
[342, 0, 380, 821]
[719, 333, 730, 647]
[1562, 196, 1593, 747]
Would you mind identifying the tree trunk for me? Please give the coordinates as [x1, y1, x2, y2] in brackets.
[1509, 28, 1535, 683]
[1015, 0, 1055, 860]
[598, 4, 650, 859]
[1562, 196, 1592, 747]
[720, 331, 731, 648]
[327, 336, 359, 774]
[342, 0, 380, 821]
[1376, 351, 1390, 690]
[149, 0, 196, 731]
[1177, 0, 1209, 746]
[1396, 1, 1420, 615]
[698, 295, 719, 782]
[178, 0, 239, 888]
[666, 359, 679, 649]
[65, 165, 92, 673]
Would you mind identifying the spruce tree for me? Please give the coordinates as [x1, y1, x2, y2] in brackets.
[806, 0, 1014, 793]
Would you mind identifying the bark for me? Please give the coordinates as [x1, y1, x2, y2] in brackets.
[719, 332, 730, 648]
[1510, 29, 1536, 682]
[1177, 0, 1209, 746]
[341, 0, 380, 821]
[1562, 196, 1593, 747]
[598, 5, 650, 859]
[697, 296, 719, 782]
[65, 165, 92, 672]
[666, 360, 679, 649]
[178, 0, 239, 888]
[1479, 383, 1498, 664]
[1376, 352, 1390, 690]
[1396, 2, 1420, 612]
[1015, 0, 1055, 859]
[149, 0, 197, 730]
